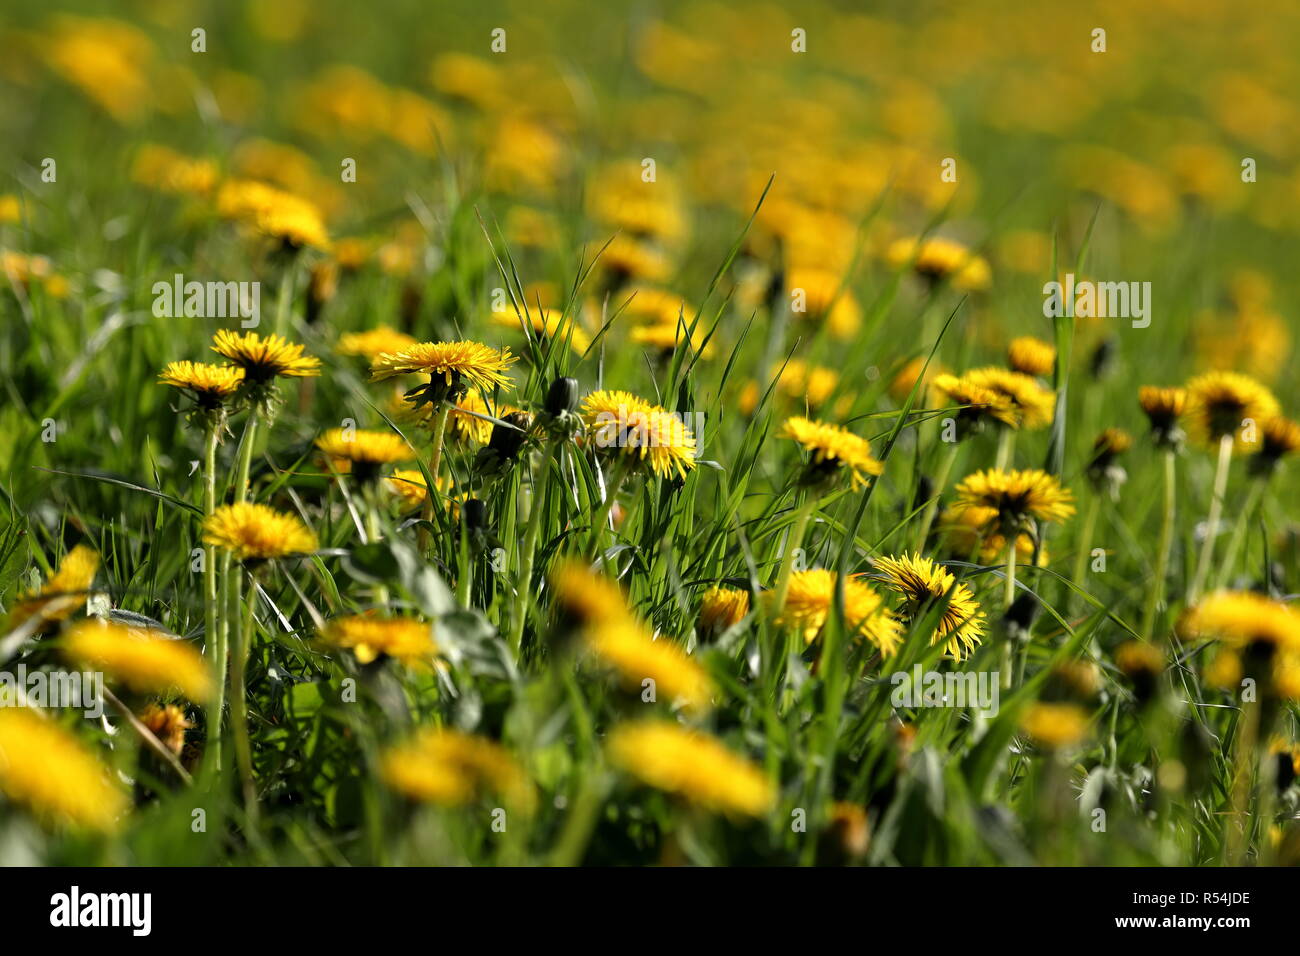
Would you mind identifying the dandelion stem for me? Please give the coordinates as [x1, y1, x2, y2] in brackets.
[232, 410, 260, 506]
[201, 424, 224, 772]
[229, 567, 259, 826]
[771, 493, 816, 618]
[1217, 473, 1266, 590]
[419, 402, 451, 554]
[1140, 449, 1177, 642]
[1189, 433, 1233, 604]
[994, 427, 1015, 470]
[511, 437, 559, 657]
[1001, 542, 1017, 689]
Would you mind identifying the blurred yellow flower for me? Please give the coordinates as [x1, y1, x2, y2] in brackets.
[62, 619, 213, 703]
[0, 708, 127, 832]
[607, 721, 773, 817]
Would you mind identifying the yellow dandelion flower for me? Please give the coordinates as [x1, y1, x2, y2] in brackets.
[1115, 641, 1164, 700]
[211, 329, 321, 382]
[62, 619, 213, 703]
[617, 286, 696, 327]
[549, 559, 634, 629]
[954, 469, 1076, 529]
[318, 614, 437, 666]
[203, 502, 318, 561]
[216, 179, 329, 249]
[549, 561, 713, 711]
[336, 327, 418, 360]
[586, 617, 714, 713]
[1093, 427, 1133, 457]
[823, 801, 872, 862]
[7, 545, 99, 632]
[630, 320, 714, 356]
[132, 144, 218, 196]
[0, 194, 21, 224]
[370, 340, 516, 394]
[1138, 385, 1187, 447]
[1138, 386, 1186, 428]
[0, 708, 127, 833]
[698, 585, 750, 635]
[581, 391, 697, 479]
[385, 468, 442, 509]
[964, 367, 1055, 430]
[938, 505, 1044, 565]
[598, 234, 672, 284]
[780, 416, 883, 489]
[932, 373, 1019, 429]
[886, 236, 991, 291]
[873, 553, 985, 659]
[1184, 371, 1279, 452]
[381, 728, 535, 812]
[775, 569, 902, 655]
[1258, 416, 1300, 468]
[138, 703, 192, 757]
[889, 356, 947, 404]
[158, 360, 245, 409]
[784, 268, 862, 338]
[1007, 336, 1056, 377]
[607, 721, 773, 817]
[1180, 591, 1300, 655]
[315, 428, 414, 478]
[1019, 702, 1090, 749]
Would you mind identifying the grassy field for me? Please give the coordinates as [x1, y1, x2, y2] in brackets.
[1, 0, 1299, 866]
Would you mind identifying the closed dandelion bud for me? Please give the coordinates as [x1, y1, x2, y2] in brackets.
[488, 411, 531, 461]
[545, 376, 580, 418]
[462, 498, 487, 534]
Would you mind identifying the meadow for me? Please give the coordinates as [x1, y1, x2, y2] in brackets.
[0, 0, 1298, 867]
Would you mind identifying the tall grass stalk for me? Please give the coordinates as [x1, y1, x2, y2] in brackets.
[419, 402, 452, 553]
[511, 438, 559, 655]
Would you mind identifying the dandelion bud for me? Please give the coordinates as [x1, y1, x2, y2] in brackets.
[462, 498, 488, 534]
[488, 411, 532, 462]
[545, 376, 580, 417]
